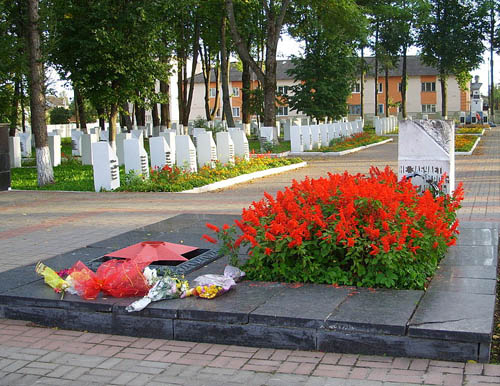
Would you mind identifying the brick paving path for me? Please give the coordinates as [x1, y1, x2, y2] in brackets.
[0, 128, 499, 385]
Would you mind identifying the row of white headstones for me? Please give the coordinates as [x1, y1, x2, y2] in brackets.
[289, 120, 365, 152]
[8, 132, 61, 168]
[71, 128, 251, 192]
[374, 116, 398, 136]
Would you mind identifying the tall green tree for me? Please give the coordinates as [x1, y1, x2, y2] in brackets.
[50, 0, 171, 149]
[419, 0, 487, 118]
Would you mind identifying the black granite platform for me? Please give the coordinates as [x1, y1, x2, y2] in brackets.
[0, 214, 498, 362]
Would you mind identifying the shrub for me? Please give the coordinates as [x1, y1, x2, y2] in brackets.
[205, 167, 464, 290]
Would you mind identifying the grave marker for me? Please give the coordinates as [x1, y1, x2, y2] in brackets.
[48, 135, 61, 167]
[92, 142, 120, 192]
[301, 126, 313, 151]
[160, 131, 176, 165]
[310, 125, 321, 149]
[196, 132, 217, 168]
[216, 131, 235, 165]
[8, 136, 21, 168]
[175, 135, 197, 172]
[149, 136, 172, 170]
[229, 129, 250, 160]
[319, 124, 329, 147]
[124, 138, 149, 178]
[19, 132, 32, 157]
[81, 133, 98, 165]
[290, 126, 303, 152]
[116, 132, 131, 166]
[131, 129, 144, 142]
[99, 130, 109, 142]
[398, 119, 455, 194]
[71, 130, 83, 156]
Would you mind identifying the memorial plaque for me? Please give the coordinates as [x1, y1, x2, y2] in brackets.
[175, 135, 197, 172]
[398, 119, 455, 194]
[19, 132, 32, 157]
[71, 130, 83, 157]
[8, 136, 21, 168]
[196, 132, 217, 168]
[92, 142, 120, 192]
[81, 133, 98, 165]
[149, 136, 172, 170]
[48, 135, 61, 167]
[229, 129, 250, 160]
[216, 131, 235, 165]
[290, 126, 304, 152]
[124, 138, 150, 178]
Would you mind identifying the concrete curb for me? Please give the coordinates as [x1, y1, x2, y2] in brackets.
[456, 137, 481, 156]
[289, 138, 393, 157]
[180, 161, 308, 193]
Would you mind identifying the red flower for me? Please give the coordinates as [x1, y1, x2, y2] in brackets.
[369, 244, 379, 256]
[223, 224, 230, 231]
[205, 223, 220, 233]
[201, 234, 217, 244]
[264, 248, 272, 256]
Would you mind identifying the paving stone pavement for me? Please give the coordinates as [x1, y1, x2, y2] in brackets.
[0, 128, 499, 385]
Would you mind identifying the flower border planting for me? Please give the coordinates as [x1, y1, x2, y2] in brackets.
[455, 135, 481, 155]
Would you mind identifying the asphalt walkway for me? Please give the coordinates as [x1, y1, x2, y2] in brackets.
[0, 128, 499, 385]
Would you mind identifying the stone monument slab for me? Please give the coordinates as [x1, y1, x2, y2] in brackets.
[216, 132, 235, 165]
[8, 136, 21, 168]
[91, 142, 120, 191]
[149, 136, 172, 171]
[175, 135, 197, 172]
[81, 133, 98, 165]
[196, 132, 217, 168]
[48, 135, 61, 167]
[124, 138, 149, 177]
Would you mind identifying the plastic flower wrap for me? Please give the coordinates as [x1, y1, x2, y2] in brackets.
[126, 272, 189, 312]
[184, 265, 245, 299]
[35, 262, 70, 294]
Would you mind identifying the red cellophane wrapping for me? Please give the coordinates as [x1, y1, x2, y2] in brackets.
[68, 259, 151, 300]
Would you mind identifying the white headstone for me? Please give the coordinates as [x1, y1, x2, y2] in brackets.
[310, 125, 321, 149]
[8, 136, 21, 168]
[175, 135, 197, 172]
[71, 130, 83, 156]
[81, 133, 98, 165]
[229, 129, 250, 160]
[398, 119, 455, 194]
[19, 132, 32, 157]
[116, 132, 131, 166]
[99, 130, 109, 142]
[152, 126, 161, 137]
[196, 132, 217, 168]
[259, 126, 274, 143]
[301, 126, 313, 151]
[216, 131, 235, 165]
[48, 135, 61, 167]
[124, 138, 149, 178]
[290, 126, 304, 152]
[160, 131, 176, 165]
[150, 136, 172, 171]
[92, 142, 120, 192]
[319, 124, 329, 147]
[193, 128, 206, 138]
[283, 119, 291, 141]
[131, 129, 144, 142]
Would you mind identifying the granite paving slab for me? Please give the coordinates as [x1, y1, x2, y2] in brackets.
[435, 265, 498, 280]
[249, 284, 352, 329]
[408, 291, 496, 343]
[427, 276, 496, 295]
[324, 289, 424, 335]
[456, 227, 499, 246]
[139, 214, 240, 233]
[440, 245, 498, 267]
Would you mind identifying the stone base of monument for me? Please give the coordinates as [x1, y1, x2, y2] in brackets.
[0, 214, 497, 362]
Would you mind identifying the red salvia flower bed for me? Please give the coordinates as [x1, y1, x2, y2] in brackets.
[205, 167, 464, 290]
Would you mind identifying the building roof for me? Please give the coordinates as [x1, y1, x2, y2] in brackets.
[191, 56, 440, 83]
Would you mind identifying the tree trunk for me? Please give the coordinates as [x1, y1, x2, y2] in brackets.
[27, 0, 53, 186]
[360, 47, 364, 119]
[440, 75, 448, 119]
[108, 103, 118, 151]
[121, 103, 133, 132]
[74, 89, 80, 129]
[199, 44, 212, 121]
[160, 78, 170, 127]
[385, 65, 389, 117]
[20, 80, 26, 132]
[221, 15, 235, 128]
[401, 44, 407, 119]
[177, 52, 184, 128]
[152, 103, 160, 128]
[9, 79, 20, 137]
[97, 107, 106, 131]
[211, 63, 221, 120]
[182, 19, 200, 127]
[75, 87, 87, 133]
[242, 58, 251, 124]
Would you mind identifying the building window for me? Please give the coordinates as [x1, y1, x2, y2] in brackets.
[232, 87, 239, 97]
[277, 106, 289, 116]
[422, 104, 436, 113]
[352, 82, 361, 93]
[378, 104, 384, 114]
[277, 86, 289, 95]
[421, 82, 436, 92]
[348, 104, 361, 115]
[232, 107, 240, 117]
[378, 83, 383, 93]
[209, 88, 217, 98]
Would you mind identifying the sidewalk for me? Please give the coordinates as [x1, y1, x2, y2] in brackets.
[0, 128, 499, 385]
